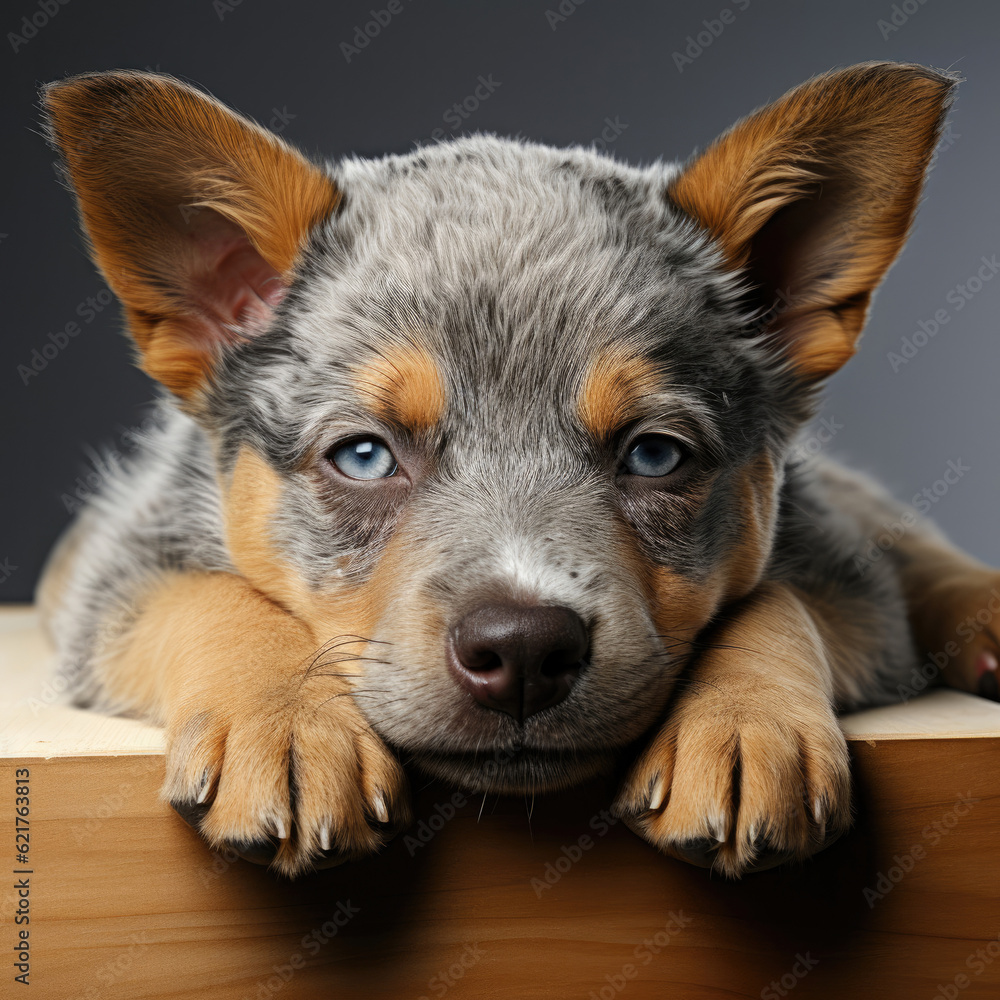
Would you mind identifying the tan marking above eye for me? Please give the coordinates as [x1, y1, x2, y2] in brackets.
[577, 346, 663, 441]
[353, 343, 447, 432]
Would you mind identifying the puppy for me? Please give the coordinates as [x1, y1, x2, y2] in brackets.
[37, 62, 999, 878]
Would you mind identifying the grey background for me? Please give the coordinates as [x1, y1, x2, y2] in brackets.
[2, 0, 999, 602]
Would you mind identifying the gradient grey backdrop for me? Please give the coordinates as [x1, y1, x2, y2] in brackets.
[2, 0, 999, 602]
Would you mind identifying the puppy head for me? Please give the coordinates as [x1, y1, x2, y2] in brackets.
[44, 64, 955, 792]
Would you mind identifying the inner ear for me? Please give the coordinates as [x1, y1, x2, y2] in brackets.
[182, 207, 287, 348]
[742, 184, 856, 324]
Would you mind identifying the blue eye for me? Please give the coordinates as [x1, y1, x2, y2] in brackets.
[624, 435, 684, 477]
[330, 438, 398, 480]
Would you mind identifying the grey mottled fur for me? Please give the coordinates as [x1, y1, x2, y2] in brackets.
[43, 134, 922, 792]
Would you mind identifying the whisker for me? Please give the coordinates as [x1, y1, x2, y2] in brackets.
[302, 634, 396, 676]
[314, 692, 357, 708]
[323, 634, 393, 647]
[310, 656, 392, 669]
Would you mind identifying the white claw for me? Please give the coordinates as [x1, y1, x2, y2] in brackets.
[373, 792, 389, 825]
[319, 824, 331, 852]
[707, 816, 727, 843]
[647, 778, 666, 812]
[195, 773, 212, 804]
[273, 816, 289, 841]
[813, 798, 826, 840]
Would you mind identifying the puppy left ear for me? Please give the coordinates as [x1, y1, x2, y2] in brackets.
[669, 62, 957, 381]
[42, 70, 339, 398]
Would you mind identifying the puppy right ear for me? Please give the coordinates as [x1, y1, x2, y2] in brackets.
[42, 71, 339, 398]
[668, 62, 956, 383]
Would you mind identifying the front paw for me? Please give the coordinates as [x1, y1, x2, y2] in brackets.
[613, 686, 851, 877]
[163, 692, 410, 877]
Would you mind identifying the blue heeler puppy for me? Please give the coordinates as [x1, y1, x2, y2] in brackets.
[37, 63, 998, 877]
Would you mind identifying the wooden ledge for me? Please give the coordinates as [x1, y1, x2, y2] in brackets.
[3, 605, 1000, 999]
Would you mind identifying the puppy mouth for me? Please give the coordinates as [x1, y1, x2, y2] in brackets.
[380, 678, 670, 794]
[408, 743, 618, 794]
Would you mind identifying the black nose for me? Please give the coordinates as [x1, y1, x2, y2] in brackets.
[448, 604, 588, 722]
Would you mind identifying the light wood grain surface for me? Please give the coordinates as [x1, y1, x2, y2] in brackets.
[3, 605, 999, 1000]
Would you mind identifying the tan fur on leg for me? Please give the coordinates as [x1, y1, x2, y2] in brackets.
[815, 461, 1000, 699]
[100, 571, 410, 876]
[615, 581, 851, 877]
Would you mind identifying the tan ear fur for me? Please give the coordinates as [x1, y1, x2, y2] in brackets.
[668, 62, 957, 380]
[42, 70, 340, 396]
